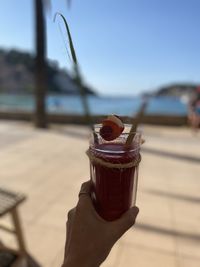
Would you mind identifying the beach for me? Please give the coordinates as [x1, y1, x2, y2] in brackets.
[0, 121, 199, 267]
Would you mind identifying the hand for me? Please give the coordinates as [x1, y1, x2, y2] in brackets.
[63, 181, 139, 267]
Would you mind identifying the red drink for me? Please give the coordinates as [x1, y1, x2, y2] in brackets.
[89, 126, 141, 221]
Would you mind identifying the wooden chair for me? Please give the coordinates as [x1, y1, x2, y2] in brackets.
[0, 187, 27, 267]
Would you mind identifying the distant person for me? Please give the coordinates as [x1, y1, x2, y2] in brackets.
[188, 86, 200, 132]
[62, 181, 139, 267]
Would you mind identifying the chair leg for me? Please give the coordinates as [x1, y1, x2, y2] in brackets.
[11, 208, 27, 256]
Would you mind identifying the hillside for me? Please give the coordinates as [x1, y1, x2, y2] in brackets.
[0, 48, 95, 95]
[155, 83, 198, 98]
[142, 83, 199, 100]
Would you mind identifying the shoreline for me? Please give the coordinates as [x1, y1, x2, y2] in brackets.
[0, 111, 188, 126]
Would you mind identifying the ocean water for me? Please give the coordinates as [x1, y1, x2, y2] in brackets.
[0, 94, 188, 116]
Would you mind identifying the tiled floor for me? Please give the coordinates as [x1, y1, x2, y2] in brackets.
[0, 121, 199, 267]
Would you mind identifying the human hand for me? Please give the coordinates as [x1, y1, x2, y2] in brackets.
[63, 181, 139, 267]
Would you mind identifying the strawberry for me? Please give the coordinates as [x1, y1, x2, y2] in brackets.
[107, 115, 124, 130]
[99, 125, 114, 141]
[100, 115, 124, 141]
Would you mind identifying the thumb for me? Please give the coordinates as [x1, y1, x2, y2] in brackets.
[113, 206, 139, 239]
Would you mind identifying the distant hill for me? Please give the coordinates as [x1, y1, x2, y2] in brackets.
[142, 83, 199, 99]
[0, 48, 96, 95]
[155, 83, 198, 98]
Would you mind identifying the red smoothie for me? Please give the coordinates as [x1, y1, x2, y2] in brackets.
[90, 142, 140, 221]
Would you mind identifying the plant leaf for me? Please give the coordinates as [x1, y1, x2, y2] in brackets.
[54, 12, 92, 128]
[54, 12, 77, 66]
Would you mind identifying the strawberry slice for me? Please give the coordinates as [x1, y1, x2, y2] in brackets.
[99, 125, 114, 141]
[100, 115, 124, 141]
[107, 115, 124, 130]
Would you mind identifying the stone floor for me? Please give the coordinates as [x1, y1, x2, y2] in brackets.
[0, 121, 200, 267]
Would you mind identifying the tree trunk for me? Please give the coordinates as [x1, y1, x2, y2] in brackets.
[34, 0, 47, 128]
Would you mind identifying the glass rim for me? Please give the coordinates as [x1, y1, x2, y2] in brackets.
[90, 124, 142, 154]
[93, 123, 142, 135]
[91, 144, 141, 154]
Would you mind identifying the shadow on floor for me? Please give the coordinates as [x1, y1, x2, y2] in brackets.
[144, 189, 200, 204]
[52, 127, 89, 139]
[26, 254, 42, 267]
[135, 223, 200, 241]
[0, 251, 41, 267]
[142, 147, 200, 164]
[53, 127, 200, 164]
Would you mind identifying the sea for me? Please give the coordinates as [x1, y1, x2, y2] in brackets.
[0, 94, 188, 116]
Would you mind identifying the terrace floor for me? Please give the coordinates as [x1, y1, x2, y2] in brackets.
[0, 120, 200, 267]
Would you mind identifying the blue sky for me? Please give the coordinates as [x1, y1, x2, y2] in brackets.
[0, 0, 200, 95]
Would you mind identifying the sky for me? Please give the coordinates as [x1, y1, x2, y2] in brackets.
[0, 0, 200, 96]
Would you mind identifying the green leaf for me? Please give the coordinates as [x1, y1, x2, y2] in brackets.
[54, 12, 77, 66]
[54, 12, 92, 128]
